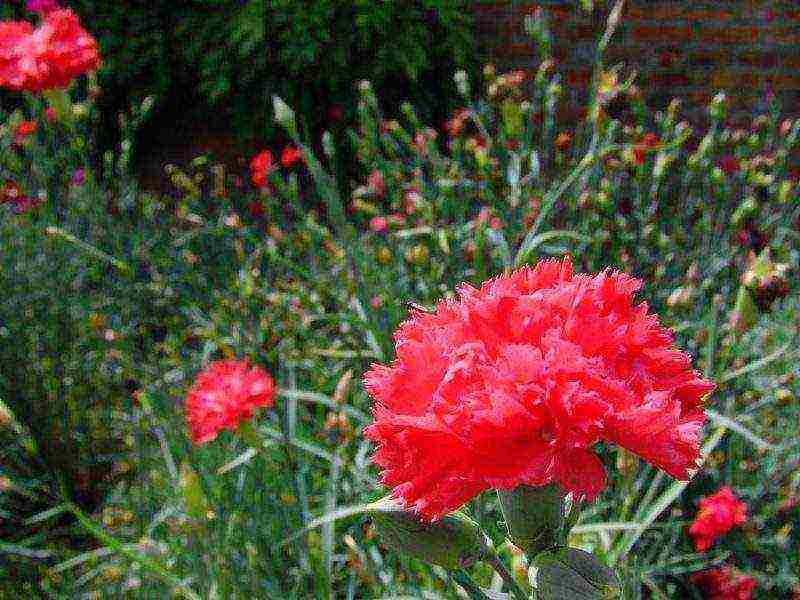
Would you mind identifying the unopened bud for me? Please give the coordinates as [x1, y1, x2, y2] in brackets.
[454, 70, 470, 97]
[179, 462, 210, 522]
[499, 484, 565, 556]
[372, 498, 487, 569]
[272, 96, 296, 131]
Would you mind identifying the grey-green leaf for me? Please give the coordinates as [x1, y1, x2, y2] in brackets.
[535, 547, 620, 600]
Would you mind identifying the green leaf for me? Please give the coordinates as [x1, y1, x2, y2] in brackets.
[535, 547, 620, 599]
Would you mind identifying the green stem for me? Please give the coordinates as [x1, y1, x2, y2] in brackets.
[484, 544, 530, 600]
[44, 226, 132, 276]
[451, 569, 495, 600]
[57, 476, 201, 600]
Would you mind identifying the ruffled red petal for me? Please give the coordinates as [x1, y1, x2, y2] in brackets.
[365, 257, 714, 520]
[185, 359, 276, 445]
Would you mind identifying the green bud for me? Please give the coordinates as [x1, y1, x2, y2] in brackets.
[778, 180, 794, 203]
[179, 462, 210, 521]
[501, 100, 524, 138]
[372, 499, 487, 569]
[731, 196, 758, 227]
[498, 484, 565, 557]
[272, 96, 296, 132]
[454, 70, 470, 97]
[709, 92, 727, 121]
[730, 285, 758, 334]
[535, 547, 620, 599]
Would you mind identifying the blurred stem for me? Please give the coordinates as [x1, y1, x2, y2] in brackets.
[483, 543, 529, 600]
[44, 226, 133, 276]
[515, 151, 596, 266]
[451, 569, 494, 600]
[57, 475, 201, 600]
[42, 88, 71, 123]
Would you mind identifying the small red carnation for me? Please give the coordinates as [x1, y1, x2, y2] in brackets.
[444, 108, 470, 137]
[364, 257, 713, 520]
[691, 566, 757, 600]
[14, 119, 38, 144]
[280, 145, 302, 168]
[367, 170, 386, 198]
[633, 133, 660, 165]
[0, 9, 100, 92]
[689, 487, 747, 551]
[250, 150, 275, 188]
[719, 155, 740, 176]
[0, 181, 24, 204]
[369, 215, 388, 233]
[185, 360, 276, 445]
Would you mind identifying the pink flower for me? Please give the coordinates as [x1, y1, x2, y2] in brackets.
[691, 566, 757, 600]
[369, 215, 388, 233]
[0, 9, 101, 92]
[689, 487, 748, 551]
[185, 360, 276, 445]
[364, 258, 713, 520]
[367, 170, 386, 198]
[27, 0, 60, 15]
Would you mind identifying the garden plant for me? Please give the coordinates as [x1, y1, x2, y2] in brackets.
[1, 1, 799, 599]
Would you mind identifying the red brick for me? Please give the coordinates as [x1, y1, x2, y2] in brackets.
[738, 51, 778, 69]
[700, 27, 759, 44]
[632, 25, 692, 43]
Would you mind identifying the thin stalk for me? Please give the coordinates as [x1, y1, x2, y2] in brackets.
[451, 569, 495, 600]
[44, 225, 132, 275]
[58, 476, 200, 600]
[483, 545, 529, 600]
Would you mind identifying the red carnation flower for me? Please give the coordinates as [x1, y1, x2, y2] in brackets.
[369, 215, 388, 233]
[367, 170, 386, 198]
[691, 566, 757, 600]
[281, 145, 302, 168]
[719, 155, 740, 176]
[14, 119, 38, 144]
[250, 150, 275, 188]
[0, 9, 100, 92]
[185, 360, 276, 445]
[364, 257, 713, 520]
[689, 486, 747, 551]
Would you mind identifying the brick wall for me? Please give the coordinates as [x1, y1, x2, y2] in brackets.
[472, 1, 800, 126]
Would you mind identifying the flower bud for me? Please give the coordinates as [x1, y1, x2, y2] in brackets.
[454, 69, 470, 97]
[272, 96, 296, 131]
[372, 499, 487, 569]
[179, 462, 211, 522]
[499, 484, 566, 557]
[709, 92, 727, 121]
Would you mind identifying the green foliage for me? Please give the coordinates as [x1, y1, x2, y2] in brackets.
[1, 4, 799, 599]
[71, 0, 474, 137]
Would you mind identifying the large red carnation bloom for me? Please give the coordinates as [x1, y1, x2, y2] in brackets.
[185, 360, 276, 445]
[0, 9, 100, 92]
[364, 257, 714, 520]
[689, 486, 747, 551]
[691, 566, 757, 600]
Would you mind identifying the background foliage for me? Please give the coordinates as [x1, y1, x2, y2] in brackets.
[69, 0, 475, 143]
